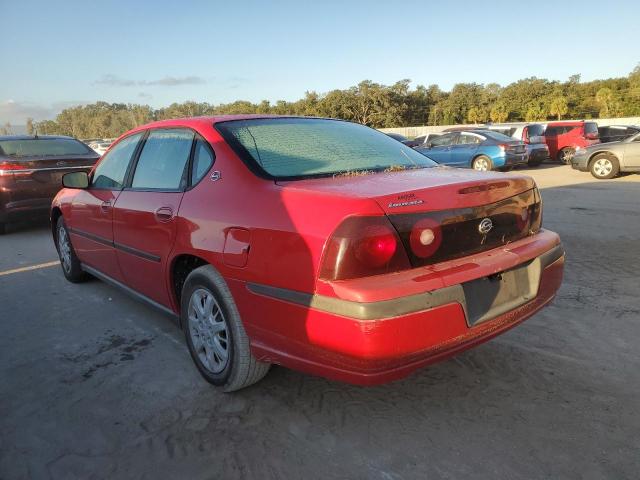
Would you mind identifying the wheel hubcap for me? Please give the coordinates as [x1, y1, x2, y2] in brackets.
[474, 158, 489, 171]
[188, 288, 229, 374]
[58, 226, 72, 273]
[594, 158, 613, 177]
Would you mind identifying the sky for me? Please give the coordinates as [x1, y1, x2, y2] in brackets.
[1, 0, 638, 124]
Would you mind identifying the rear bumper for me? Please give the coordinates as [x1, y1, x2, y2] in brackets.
[527, 146, 551, 163]
[499, 152, 528, 166]
[236, 230, 564, 385]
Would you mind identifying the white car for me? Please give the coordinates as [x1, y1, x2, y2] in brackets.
[90, 141, 111, 155]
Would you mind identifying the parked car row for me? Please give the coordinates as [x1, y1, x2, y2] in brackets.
[85, 139, 112, 155]
[388, 120, 639, 174]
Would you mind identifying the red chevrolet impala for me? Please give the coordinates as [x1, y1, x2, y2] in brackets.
[51, 116, 564, 391]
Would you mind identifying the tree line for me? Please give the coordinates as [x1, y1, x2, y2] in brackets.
[12, 64, 640, 139]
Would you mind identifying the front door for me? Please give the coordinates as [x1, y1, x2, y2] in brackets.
[67, 132, 144, 282]
[422, 133, 456, 165]
[622, 135, 640, 167]
[112, 128, 194, 307]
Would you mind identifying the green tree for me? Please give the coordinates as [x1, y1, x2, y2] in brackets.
[549, 96, 568, 120]
[525, 102, 547, 121]
[490, 102, 509, 123]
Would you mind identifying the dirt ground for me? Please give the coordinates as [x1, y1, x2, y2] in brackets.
[1, 164, 639, 479]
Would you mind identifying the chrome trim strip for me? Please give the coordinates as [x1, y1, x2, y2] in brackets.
[248, 244, 564, 323]
[81, 264, 177, 318]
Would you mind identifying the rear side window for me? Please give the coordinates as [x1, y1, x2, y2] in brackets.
[191, 137, 215, 184]
[0, 138, 91, 157]
[526, 124, 545, 138]
[131, 129, 194, 190]
[92, 133, 143, 189]
[457, 134, 482, 145]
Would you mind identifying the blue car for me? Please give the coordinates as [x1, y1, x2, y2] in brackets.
[415, 130, 527, 171]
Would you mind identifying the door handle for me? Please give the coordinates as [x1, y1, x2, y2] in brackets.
[155, 206, 174, 222]
[100, 200, 112, 212]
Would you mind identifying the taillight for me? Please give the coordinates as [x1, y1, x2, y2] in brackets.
[319, 216, 410, 281]
[522, 127, 530, 144]
[0, 161, 27, 176]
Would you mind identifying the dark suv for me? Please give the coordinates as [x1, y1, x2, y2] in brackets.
[0, 135, 99, 233]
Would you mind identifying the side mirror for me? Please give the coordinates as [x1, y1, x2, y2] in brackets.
[62, 171, 89, 189]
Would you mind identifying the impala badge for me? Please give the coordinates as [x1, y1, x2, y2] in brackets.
[478, 217, 493, 235]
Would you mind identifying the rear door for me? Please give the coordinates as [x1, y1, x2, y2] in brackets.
[112, 128, 195, 307]
[450, 133, 482, 166]
[68, 132, 144, 281]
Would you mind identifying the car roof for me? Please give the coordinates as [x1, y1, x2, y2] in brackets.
[546, 120, 593, 126]
[131, 114, 333, 132]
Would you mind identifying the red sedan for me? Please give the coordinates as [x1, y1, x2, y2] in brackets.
[51, 116, 564, 391]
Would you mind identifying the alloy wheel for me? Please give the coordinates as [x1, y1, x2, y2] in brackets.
[188, 288, 230, 374]
[473, 158, 489, 171]
[58, 226, 72, 274]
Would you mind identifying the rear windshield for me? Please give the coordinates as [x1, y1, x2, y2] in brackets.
[584, 122, 598, 134]
[0, 138, 92, 157]
[526, 124, 545, 137]
[215, 118, 437, 179]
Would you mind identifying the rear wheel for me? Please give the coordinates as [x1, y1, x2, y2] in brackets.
[56, 217, 87, 283]
[557, 147, 574, 164]
[181, 265, 270, 392]
[472, 155, 492, 171]
[590, 154, 619, 180]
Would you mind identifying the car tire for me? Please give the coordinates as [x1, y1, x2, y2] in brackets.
[472, 155, 493, 171]
[181, 265, 270, 392]
[55, 216, 88, 283]
[590, 154, 619, 180]
[557, 147, 574, 164]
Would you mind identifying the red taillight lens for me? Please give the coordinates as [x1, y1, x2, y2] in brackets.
[354, 224, 398, 267]
[319, 216, 410, 281]
[0, 161, 27, 175]
[409, 218, 442, 258]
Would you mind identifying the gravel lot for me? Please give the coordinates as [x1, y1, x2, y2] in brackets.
[1, 165, 639, 479]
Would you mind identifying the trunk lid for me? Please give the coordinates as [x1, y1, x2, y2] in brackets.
[277, 167, 535, 214]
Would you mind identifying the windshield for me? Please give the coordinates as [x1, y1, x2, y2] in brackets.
[215, 118, 437, 179]
[0, 138, 92, 157]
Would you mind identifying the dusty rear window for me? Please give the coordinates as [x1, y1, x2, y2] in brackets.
[0, 138, 92, 157]
[215, 118, 436, 179]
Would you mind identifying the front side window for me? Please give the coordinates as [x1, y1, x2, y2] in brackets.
[131, 129, 194, 190]
[216, 118, 436, 179]
[430, 133, 456, 147]
[0, 137, 92, 157]
[91, 133, 143, 189]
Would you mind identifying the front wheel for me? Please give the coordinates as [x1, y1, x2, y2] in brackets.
[590, 154, 619, 180]
[472, 155, 492, 171]
[181, 265, 270, 392]
[557, 148, 574, 164]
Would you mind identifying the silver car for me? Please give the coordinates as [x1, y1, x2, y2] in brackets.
[571, 132, 640, 179]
